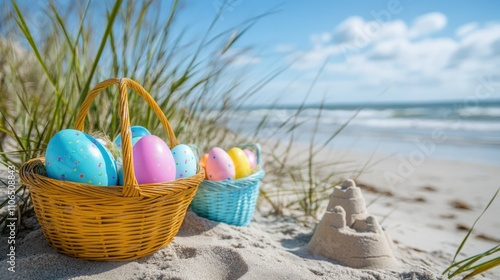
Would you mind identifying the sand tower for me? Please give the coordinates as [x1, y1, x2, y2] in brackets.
[308, 179, 398, 269]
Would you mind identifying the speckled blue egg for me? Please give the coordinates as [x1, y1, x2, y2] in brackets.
[114, 126, 151, 149]
[45, 129, 118, 186]
[171, 144, 197, 179]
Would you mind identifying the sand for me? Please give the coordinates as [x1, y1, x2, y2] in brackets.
[1, 144, 499, 279]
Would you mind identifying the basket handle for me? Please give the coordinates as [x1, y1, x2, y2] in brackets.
[75, 78, 179, 197]
[237, 143, 262, 166]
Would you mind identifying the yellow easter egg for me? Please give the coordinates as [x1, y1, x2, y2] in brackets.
[227, 147, 252, 179]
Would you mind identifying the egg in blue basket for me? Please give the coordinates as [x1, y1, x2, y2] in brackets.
[243, 149, 257, 169]
[206, 147, 235, 181]
[172, 144, 197, 179]
[228, 147, 252, 179]
[45, 129, 118, 186]
[114, 125, 151, 149]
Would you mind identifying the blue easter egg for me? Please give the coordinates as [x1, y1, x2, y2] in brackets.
[114, 126, 151, 149]
[171, 144, 198, 179]
[45, 129, 118, 186]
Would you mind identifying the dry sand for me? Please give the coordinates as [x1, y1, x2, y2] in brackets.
[0, 210, 441, 280]
[1, 144, 499, 279]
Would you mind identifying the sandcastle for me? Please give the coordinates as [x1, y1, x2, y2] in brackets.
[308, 179, 398, 269]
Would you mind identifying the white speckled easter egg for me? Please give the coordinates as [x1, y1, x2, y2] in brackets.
[114, 125, 151, 149]
[206, 147, 235, 181]
[45, 129, 118, 186]
[132, 135, 175, 184]
[171, 144, 197, 179]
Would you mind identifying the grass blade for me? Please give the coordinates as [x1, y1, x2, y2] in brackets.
[444, 187, 500, 278]
[73, 0, 123, 119]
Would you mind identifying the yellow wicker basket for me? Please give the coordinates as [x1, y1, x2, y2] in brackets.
[19, 78, 205, 261]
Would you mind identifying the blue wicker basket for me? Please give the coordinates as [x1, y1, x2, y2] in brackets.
[190, 144, 264, 226]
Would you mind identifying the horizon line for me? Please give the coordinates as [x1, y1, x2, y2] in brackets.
[240, 98, 500, 110]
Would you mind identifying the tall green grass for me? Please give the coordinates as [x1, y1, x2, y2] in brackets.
[0, 0, 276, 226]
[1, 0, 344, 230]
[0, 0, 348, 225]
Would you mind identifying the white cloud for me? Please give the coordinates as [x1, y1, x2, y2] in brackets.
[223, 49, 262, 66]
[279, 13, 500, 102]
[291, 17, 410, 69]
[449, 23, 500, 66]
[291, 44, 345, 69]
[311, 32, 332, 46]
[376, 20, 408, 41]
[367, 38, 405, 61]
[409, 12, 447, 39]
[456, 22, 478, 37]
[333, 16, 366, 44]
[222, 49, 262, 66]
[230, 54, 261, 65]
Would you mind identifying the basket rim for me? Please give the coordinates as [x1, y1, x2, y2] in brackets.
[199, 168, 264, 190]
[20, 157, 205, 199]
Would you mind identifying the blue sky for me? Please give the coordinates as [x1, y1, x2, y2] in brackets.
[7, 0, 500, 106]
[178, 0, 500, 105]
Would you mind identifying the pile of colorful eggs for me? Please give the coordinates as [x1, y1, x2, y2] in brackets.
[199, 147, 258, 181]
[44, 126, 197, 186]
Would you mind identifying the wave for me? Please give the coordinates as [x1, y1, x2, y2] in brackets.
[230, 104, 500, 131]
[227, 102, 500, 164]
[238, 100, 500, 121]
[337, 118, 500, 132]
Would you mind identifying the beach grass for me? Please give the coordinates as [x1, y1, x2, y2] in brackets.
[443, 187, 500, 279]
[0, 0, 339, 229]
[1, 2, 498, 278]
[0, 0, 339, 224]
[0, 0, 262, 226]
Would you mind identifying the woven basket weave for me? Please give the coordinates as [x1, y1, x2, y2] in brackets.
[191, 144, 264, 226]
[19, 78, 205, 261]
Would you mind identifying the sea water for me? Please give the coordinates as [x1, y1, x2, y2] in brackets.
[225, 100, 500, 165]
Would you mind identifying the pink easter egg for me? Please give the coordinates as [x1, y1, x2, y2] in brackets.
[132, 135, 175, 184]
[243, 149, 257, 169]
[206, 147, 235, 181]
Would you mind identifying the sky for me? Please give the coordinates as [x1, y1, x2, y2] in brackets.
[178, 0, 500, 105]
[6, 0, 500, 106]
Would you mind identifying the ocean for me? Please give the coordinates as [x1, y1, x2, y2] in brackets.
[226, 100, 500, 165]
